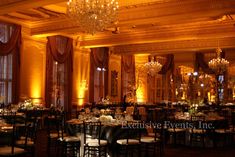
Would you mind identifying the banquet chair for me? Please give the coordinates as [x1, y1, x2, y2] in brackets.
[126, 107, 134, 116]
[25, 110, 43, 129]
[138, 107, 147, 122]
[153, 109, 166, 122]
[57, 114, 81, 157]
[230, 111, 235, 145]
[15, 116, 39, 156]
[116, 121, 142, 157]
[0, 113, 28, 157]
[213, 119, 231, 147]
[46, 111, 81, 157]
[83, 121, 107, 157]
[167, 118, 186, 146]
[141, 121, 164, 157]
[231, 111, 235, 131]
[46, 110, 64, 155]
[57, 136, 81, 157]
[189, 115, 206, 147]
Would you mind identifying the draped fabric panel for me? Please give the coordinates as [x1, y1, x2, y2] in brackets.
[0, 26, 21, 55]
[158, 54, 174, 74]
[45, 36, 73, 112]
[89, 47, 109, 102]
[194, 52, 214, 74]
[0, 25, 21, 103]
[121, 55, 135, 98]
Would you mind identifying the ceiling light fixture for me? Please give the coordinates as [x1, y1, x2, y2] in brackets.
[208, 47, 229, 74]
[143, 57, 162, 76]
[67, 0, 119, 35]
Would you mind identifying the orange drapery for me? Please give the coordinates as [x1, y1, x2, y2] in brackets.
[89, 47, 109, 103]
[0, 25, 21, 103]
[45, 36, 73, 112]
[121, 55, 136, 98]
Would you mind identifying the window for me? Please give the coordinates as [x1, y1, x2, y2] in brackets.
[94, 67, 106, 102]
[49, 36, 68, 108]
[0, 24, 13, 105]
[51, 61, 65, 107]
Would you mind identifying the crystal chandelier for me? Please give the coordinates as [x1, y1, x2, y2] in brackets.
[208, 48, 229, 74]
[67, 0, 119, 35]
[144, 57, 162, 76]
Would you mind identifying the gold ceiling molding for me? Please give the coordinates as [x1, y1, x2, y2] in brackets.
[79, 20, 235, 48]
[26, 0, 235, 37]
[0, 0, 65, 15]
[28, 8, 51, 18]
[0, 0, 22, 6]
[118, 0, 171, 9]
[80, 19, 234, 40]
[8, 12, 39, 20]
[113, 37, 235, 54]
[1, 0, 235, 52]
[0, 15, 30, 27]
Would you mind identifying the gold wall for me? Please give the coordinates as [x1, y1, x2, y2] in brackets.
[73, 46, 90, 107]
[20, 34, 46, 104]
[20, 29, 91, 106]
[135, 55, 148, 103]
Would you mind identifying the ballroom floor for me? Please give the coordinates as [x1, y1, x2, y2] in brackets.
[44, 144, 235, 157]
[34, 128, 235, 157]
[164, 146, 235, 157]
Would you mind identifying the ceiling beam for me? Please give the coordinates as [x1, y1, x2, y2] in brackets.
[113, 37, 235, 55]
[79, 20, 235, 47]
[0, 0, 66, 15]
[8, 12, 39, 20]
[29, 0, 235, 35]
[0, 15, 30, 26]
[29, 8, 50, 18]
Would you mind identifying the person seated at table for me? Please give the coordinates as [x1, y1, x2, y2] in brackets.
[122, 94, 127, 112]
[203, 97, 209, 106]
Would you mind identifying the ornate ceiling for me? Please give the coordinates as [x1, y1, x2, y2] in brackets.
[0, 0, 235, 54]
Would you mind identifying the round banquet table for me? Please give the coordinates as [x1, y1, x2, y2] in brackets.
[0, 121, 13, 145]
[67, 119, 146, 157]
[171, 114, 228, 147]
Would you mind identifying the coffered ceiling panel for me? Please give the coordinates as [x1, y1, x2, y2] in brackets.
[0, 0, 235, 54]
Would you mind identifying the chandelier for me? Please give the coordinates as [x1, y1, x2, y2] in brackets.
[144, 57, 162, 76]
[208, 48, 229, 74]
[67, 0, 119, 35]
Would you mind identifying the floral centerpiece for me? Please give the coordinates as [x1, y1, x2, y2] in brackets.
[102, 95, 111, 105]
[188, 104, 198, 115]
[19, 99, 40, 110]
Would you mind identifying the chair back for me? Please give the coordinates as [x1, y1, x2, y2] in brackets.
[138, 107, 146, 116]
[213, 119, 229, 130]
[231, 111, 235, 131]
[83, 121, 102, 145]
[138, 107, 147, 121]
[23, 115, 39, 147]
[190, 115, 206, 133]
[126, 107, 134, 115]
[153, 121, 164, 142]
[46, 110, 65, 139]
[154, 108, 166, 122]
[123, 121, 142, 144]
[5, 112, 18, 154]
[25, 110, 42, 120]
